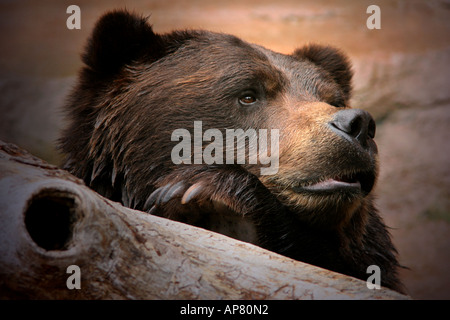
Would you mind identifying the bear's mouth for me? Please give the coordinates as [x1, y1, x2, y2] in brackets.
[292, 171, 375, 196]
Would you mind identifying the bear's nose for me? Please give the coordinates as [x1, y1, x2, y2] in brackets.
[329, 109, 376, 148]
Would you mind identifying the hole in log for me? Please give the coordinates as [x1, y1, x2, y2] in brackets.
[24, 190, 78, 251]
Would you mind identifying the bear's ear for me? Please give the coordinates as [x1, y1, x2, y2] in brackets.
[292, 44, 353, 101]
[82, 10, 165, 75]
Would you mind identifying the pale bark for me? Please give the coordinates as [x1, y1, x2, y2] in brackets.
[0, 141, 407, 299]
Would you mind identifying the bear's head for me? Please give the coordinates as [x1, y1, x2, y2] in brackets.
[61, 10, 378, 229]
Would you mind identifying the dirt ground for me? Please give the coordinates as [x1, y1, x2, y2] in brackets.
[1, 0, 449, 299]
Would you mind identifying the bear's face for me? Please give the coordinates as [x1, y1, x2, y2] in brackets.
[239, 46, 378, 227]
[63, 10, 378, 228]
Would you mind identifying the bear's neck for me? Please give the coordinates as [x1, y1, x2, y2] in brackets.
[257, 200, 371, 273]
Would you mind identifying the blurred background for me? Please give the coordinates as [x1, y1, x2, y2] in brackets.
[0, 0, 449, 299]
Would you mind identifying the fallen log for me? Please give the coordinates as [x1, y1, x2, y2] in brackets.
[0, 140, 407, 299]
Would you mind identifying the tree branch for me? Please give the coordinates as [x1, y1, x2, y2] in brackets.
[0, 141, 407, 299]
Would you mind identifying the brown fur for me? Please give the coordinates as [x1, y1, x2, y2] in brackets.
[59, 10, 404, 293]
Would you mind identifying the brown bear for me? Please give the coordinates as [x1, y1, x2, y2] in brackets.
[59, 10, 404, 293]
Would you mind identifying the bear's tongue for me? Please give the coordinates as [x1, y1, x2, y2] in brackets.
[303, 175, 361, 191]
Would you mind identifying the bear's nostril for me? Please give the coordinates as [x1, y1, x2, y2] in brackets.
[349, 117, 363, 138]
[368, 118, 376, 139]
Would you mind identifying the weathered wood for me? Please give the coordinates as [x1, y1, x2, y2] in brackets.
[0, 141, 408, 299]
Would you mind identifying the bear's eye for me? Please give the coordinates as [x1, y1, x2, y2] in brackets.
[239, 95, 257, 106]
